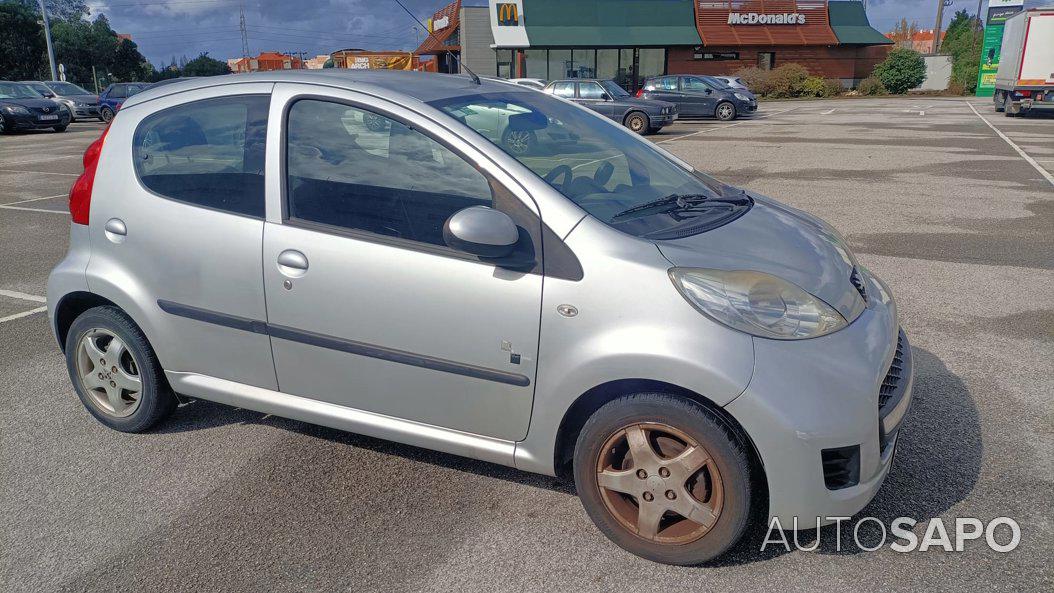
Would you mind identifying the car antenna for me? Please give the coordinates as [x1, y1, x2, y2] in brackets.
[390, 0, 481, 85]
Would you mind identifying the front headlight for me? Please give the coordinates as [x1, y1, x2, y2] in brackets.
[670, 268, 847, 340]
[2, 105, 30, 115]
[734, 92, 750, 101]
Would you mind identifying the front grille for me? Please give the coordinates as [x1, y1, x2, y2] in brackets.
[822, 445, 861, 490]
[878, 331, 906, 411]
[850, 267, 868, 302]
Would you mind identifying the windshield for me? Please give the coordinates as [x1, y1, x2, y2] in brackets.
[600, 80, 631, 98]
[429, 91, 749, 239]
[46, 81, 91, 95]
[0, 83, 41, 99]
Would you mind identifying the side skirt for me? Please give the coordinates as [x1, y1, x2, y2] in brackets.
[165, 371, 518, 467]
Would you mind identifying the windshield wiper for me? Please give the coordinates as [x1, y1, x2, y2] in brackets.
[611, 193, 712, 220]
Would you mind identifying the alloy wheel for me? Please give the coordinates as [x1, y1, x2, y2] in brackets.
[717, 104, 735, 120]
[627, 114, 647, 133]
[75, 328, 143, 417]
[504, 130, 532, 155]
[595, 422, 724, 545]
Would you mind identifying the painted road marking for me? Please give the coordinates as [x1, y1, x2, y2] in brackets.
[0, 289, 47, 303]
[0, 204, 67, 214]
[655, 107, 799, 145]
[0, 307, 48, 324]
[0, 169, 79, 177]
[4, 194, 67, 205]
[966, 101, 1054, 187]
[821, 108, 836, 115]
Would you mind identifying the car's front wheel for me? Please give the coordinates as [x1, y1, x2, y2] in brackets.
[64, 306, 176, 432]
[573, 393, 753, 565]
[716, 101, 737, 121]
[100, 107, 114, 123]
[53, 125, 68, 133]
[624, 112, 650, 135]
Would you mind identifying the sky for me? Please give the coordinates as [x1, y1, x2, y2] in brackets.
[82, 0, 1029, 67]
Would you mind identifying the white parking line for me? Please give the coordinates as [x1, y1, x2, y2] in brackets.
[0, 169, 79, 177]
[4, 194, 66, 205]
[0, 307, 48, 324]
[0, 289, 47, 303]
[655, 107, 799, 145]
[1, 155, 82, 166]
[821, 108, 836, 115]
[0, 204, 67, 214]
[966, 101, 1054, 187]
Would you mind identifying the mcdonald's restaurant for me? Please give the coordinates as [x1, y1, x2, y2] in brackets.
[416, 0, 892, 92]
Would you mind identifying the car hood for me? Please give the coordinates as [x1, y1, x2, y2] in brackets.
[0, 97, 61, 110]
[656, 193, 865, 321]
[63, 94, 99, 103]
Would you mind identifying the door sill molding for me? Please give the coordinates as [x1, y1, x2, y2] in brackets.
[165, 371, 518, 466]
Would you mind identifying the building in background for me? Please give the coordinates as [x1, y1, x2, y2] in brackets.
[474, 0, 890, 91]
[329, 49, 419, 70]
[885, 29, 946, 53]
[230, 51, 304, 72]
[304, 54, 332, 69]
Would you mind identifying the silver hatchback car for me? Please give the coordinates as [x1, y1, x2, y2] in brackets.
[48, 71, 912, 565]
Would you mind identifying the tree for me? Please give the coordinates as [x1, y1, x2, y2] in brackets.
[888, 18, 921, 50]
[872, 47, 926, 94]
[181, 52, 232, 77]
[14, 0, 88, 23]
[0, 1, 47, 79]
[941, 9, 983, 93]
[49, 12, 152, 87]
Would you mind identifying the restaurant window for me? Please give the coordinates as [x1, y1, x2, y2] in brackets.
[496, 49, 513, 78]
[524, 49, 547, 79]
[597, 49, 618, 81]
[758, 52, 775, 70]
[616, 48, 635, 90]
[548, 49, 571, 79]
[637, 49, 666, 83]
[570, 49, 596, 78]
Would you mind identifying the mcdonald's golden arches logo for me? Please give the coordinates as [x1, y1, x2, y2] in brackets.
[497, 3, 519, 26]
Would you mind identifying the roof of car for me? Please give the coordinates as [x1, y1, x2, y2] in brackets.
[122, 70, 531, 111]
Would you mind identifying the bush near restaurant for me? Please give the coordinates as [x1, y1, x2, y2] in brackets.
[766, 63, 810, 98]
[857, 76, 887, 95]
[801, 76, 829, 97]
[733, 66, 772, 95]
[732, 64, 843, 99]
[872, 47, 926, 94]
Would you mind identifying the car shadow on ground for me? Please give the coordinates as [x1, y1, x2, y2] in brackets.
[158, 345, 979, 565]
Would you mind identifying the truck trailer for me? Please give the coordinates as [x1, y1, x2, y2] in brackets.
[994, 8, 1054, 117]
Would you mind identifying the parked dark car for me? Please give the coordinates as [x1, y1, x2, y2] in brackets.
[21, 80, 100, 121]
[0, 81, 71, 133]
[543, 79, 676, 135]
[98, 82, 151, 122]
[639, 75, 757, 121]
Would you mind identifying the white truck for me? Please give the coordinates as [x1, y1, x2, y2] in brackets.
[994, 8, 1054, 116]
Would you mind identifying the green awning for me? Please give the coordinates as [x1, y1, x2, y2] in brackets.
[829, 1, 892, 45]
[523, 0, 703, 46]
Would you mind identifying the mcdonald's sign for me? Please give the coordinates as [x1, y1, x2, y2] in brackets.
[496, 2, 519, 26]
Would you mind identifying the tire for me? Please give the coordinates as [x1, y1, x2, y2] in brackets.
[1004, 95, 1016, 117]
[624, 111, 650, 135]
[994, 92, 1005, 112]
[53, 125, 68, 133]
[100, 107, 114, 123]
[715, 101, 737, 121]
[573, 393, 753, 565]
[0, 114, 7, 134]
[64, 306, 176, 433]
[501, 127, 537, 156]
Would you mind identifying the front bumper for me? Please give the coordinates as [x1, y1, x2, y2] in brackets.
[652, 112, 677, 127]
[2, 111, 71, 130]
[724, 271, 914, 525]
[69, 105, 100, 118]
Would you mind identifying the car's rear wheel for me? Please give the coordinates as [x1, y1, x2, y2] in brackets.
[624, 112, 649, 135]
[53, 125, 68, 133]
[65, 306, 176, 432]
[716, 101, 737, 121]
[501, 128, 537, 156]
[100, 107, 114, 123]
[574, 393, 753, 565]
[994, 92, 1005, 112]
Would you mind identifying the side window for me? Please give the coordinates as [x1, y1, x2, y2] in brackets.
[551, 82, 575, 98]
[659, 77, 679, 91]
[578, 82, 605, 99]
[682, 77, 710, 91]
[110, 84, 126, 99]
[285, 99, 493, 248]
[133, 95, 269, 217]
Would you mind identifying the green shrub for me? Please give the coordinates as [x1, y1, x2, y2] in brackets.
[732, 66, 772, 96]
[872, 47, 926, 94]
[857, 76, 887, 95]
[801, 76, 829, 97]
[824, 79, 845, 97]
[767, 63, 810, 98]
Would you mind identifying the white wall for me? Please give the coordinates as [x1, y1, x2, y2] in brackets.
[914, 54, 952, 91]
[460, 6, 497, 77]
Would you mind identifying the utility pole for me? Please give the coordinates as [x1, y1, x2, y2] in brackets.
[37, 0, 58, 80]
[932, 0, 953, 54]
[976, 0, 985, 29]
[239, 1, 250, 58]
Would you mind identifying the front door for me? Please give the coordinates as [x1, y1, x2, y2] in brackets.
[577, 81, 615, 118]
[680, 77, 718, 116]
[261, 84, 543, 441]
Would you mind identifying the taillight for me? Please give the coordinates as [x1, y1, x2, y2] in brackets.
[69, 125, 109, 225]
[635, 88, 644, 98]
[1018, 90, 1032, 98]
[115, 102, 123, 111]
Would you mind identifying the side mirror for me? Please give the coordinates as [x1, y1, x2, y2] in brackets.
[600, 92, 611, 101]
[43, 92, 55, 98]
[705, 88, 712, 95]
[443, 206, 519, 258]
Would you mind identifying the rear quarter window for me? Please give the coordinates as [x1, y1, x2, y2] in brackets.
[132, 95, 269, 217]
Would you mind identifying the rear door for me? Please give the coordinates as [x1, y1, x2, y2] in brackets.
[87, 84, 277, 390]
[643, 76, 682, 108]
[260, 83, 543, 440]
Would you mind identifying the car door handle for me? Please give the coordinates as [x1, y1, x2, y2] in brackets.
[277, 249, 309, 279]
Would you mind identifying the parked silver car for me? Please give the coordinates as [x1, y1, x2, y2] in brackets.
[21, 80, 100, 121]
[48, 70, 912, 565]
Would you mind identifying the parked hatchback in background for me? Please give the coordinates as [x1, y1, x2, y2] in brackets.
[509, 78, 548, 90]
[21, 80, 100, 121]
[0, 81, 71, 133]
[714, 76, 750, 91]
[544, 79, 676, 134]
[98, 81, 151, 122]
[48, 70, 911, 566]
[639, 75, 756, 121]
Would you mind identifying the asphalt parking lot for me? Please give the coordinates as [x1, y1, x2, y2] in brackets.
[2, 97, 1052, 592]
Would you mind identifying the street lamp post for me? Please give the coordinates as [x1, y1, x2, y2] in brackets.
[38, 0, 58, 80]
